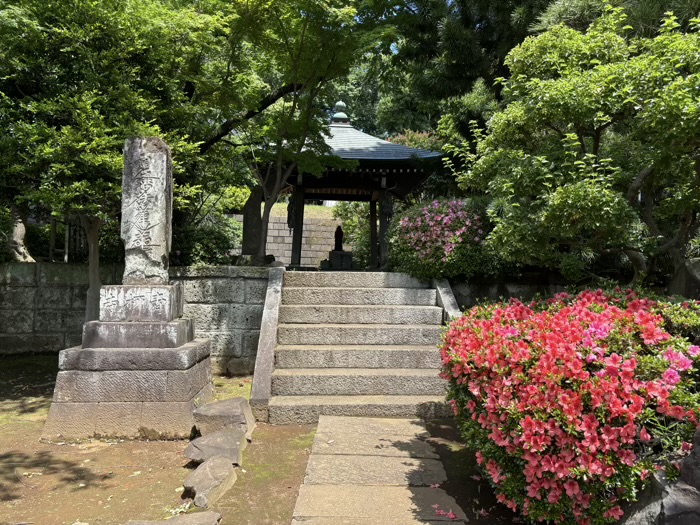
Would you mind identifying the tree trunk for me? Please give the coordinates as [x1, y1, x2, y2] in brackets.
[257, 198, 274, 261]
[241, 186, 263, 256]
[8, 205, 35, 263]
[80, 215, 102, 322]
[623, 248, 648, 286]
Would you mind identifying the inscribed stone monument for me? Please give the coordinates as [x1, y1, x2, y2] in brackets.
[122, 137, 172, 284]
[42, 138, 212, 441]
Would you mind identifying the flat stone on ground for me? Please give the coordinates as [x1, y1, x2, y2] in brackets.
[316, 415, 429, 437]
[185, 429, 247, 465]
[184, 455, 237, 508]
[193, 397, 256, 441]
[293, 485, 467, 522]
[304, 455, 446, 486]
[125, 510, 221, 525]
[312, 430, 438, 459]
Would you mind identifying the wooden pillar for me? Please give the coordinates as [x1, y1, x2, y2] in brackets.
[379, 191, 391, 267]
[291, 187, 305, 266]
[369, 200, 378, 268]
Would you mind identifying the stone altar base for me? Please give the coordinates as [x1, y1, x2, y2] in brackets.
[42, 284, 213, 441]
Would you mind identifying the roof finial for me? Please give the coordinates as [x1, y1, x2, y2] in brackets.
[331, 101, 350, 123]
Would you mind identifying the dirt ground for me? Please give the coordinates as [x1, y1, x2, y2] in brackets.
[0, 355, 313, 525]
[0, 354, 515, 525]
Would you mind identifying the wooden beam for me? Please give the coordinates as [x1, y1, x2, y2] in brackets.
[379, 191, 391, 267]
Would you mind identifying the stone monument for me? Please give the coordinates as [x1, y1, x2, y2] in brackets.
[42, 138, 213, 441]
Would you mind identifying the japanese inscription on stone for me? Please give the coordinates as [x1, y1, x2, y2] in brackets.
[121, 137, 173, 284]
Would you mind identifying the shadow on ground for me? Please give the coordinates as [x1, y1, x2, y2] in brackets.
[0, 354, 58, 419]
[424, 418, 520, 524]
[0, 449, 114, 502]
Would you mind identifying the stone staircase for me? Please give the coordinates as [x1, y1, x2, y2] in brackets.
[267, 272, 450, 424]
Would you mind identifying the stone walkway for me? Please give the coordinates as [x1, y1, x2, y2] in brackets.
[291, 415, 467, 524]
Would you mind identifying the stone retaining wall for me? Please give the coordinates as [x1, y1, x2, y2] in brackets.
[0, 263, 123, 355]
[170, 266, 268, 376]
[0, 263, 267, 376]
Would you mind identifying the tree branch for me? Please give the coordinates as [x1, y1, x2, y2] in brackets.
[199, 83, 302, 154]
[626, 166, 654, 205]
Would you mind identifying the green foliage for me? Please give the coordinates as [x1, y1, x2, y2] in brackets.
[449, 7, 700, 284]
[534, 0, 700, 35]
[0, 0, 221, 223]
[171, 184, 247, 266]
[0, 206, 11, 263]
[332, 202, 371, 268]
[171, 215, 242, 267]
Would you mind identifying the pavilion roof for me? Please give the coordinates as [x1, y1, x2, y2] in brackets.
[325, 122, 442, 162]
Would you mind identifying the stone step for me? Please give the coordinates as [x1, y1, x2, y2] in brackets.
[272, 368, 445, 396]
[277, 324, 442, 346]
[268, 395, 450, 425]
[275, 345, 440, 369]
[278, 305, 443, 325]
[284, 271, 430, 289]
[282, 287, 437, 306]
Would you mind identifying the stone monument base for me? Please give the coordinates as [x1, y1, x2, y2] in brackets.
[42, 283, 213, 441]
[320, 250, 353, 270]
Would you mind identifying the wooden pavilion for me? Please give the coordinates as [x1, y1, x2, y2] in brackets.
[288, 102, 443, 268]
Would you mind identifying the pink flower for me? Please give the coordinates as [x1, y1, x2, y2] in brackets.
[604, 506, 624, 520]
[662, 368, 681, 386]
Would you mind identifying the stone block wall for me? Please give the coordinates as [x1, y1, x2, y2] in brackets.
[170, 266, 269, 376]
[0, 263, 123, 355]
[232, 214, 349, 267]
[0, 263, 268, 377]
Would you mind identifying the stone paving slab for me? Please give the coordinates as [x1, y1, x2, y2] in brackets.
[312, 430, 439, 458]
[292, 485, 467, 523]
[316, 415, 430, 437]
[292, 517, 466, 525]
[304, 455, 446, 486]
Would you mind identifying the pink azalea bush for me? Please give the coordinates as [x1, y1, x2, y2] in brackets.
[389, 198, 495, 279]
[441, 289, 700, 524]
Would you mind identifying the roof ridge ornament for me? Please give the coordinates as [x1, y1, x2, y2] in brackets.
[331, 101, 350, 124]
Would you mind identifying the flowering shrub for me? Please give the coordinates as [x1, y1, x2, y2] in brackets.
[389, 199, 494, 279]
[441, 289, 700, 525]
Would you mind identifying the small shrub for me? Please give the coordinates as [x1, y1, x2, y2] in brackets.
[441, 289, 700, 525]
[171, 215, 242, 267]
[389, 198, 495, 279]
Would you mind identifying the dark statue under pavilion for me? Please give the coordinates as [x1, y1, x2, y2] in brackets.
[287, 101, 443, 269]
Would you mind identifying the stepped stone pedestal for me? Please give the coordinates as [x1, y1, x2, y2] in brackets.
[42, 284, 213, 441]
[42, 138, 213, 441]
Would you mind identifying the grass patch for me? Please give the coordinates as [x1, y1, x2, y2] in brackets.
[213, 375, 252, 401]
[270, 203, 335, 220]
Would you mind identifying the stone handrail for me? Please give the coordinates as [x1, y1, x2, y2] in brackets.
[433, 278, 461, 324]
[250, 266, 285, 422]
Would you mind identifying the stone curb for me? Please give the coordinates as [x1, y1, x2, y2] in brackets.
[250, 267, 284, 422]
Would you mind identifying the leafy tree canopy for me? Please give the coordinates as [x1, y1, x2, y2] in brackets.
[450, 7, 700, 284]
